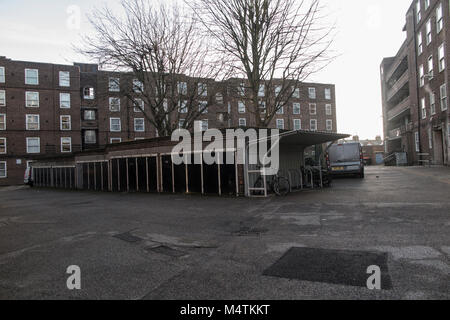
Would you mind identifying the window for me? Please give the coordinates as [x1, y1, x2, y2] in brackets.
[0, 114, 5, 130]
[178, 82, 187, 95]
[25, 69, 38, 85]
[133, 79, 144, 92]
[133, 98, 144, 112]
[325, 88, 332, 100]
[293, 119, 301, 130]
[276, 105, 284, 115]
[61, 137, 72, 153]
[239, 118, 247, 126]
[109, 97, 120, 112]
[216, 93, 224, 104]
[109, 77, 120, 92]
[430, 92, 436, 115]
[326, 120, 333, 131]
[326, 104, 332, 116]
[310, 119, 317, 131]
[438, 44, 445, 72]
[59, 71, 70, 87]
[26, 115, 40, 130]
[276, 119, 285, 130]
[428, 55, 434, 78]
[26, 92, 39, 108]
[60, 115, 71, 131]
[425, 0, 430, 10]
[179, 119, 185, 128]
[238, 83, 245, 96]
[421, 97, 427, 119]
[416, 1, 421, 23]
[415, 132, 420, 152]
[84, 110, 96, 120]
[134, 118, 145, 132]
[308, 87, 316, 99]
[83, 87, 95, 99]
[428, 128, 433, 149]
[436, 3, 443, 33]
[275, 85, 282, 96]
[110, 138, 122, 144]
[0, 90, 5, 106]
[84, 130, 96, 144]
[26, 137, 40, 154]
[418, 32, 423, 55]
[309, 103, 317, 115]
[0, 67, 4, 83]
[201, 119, 208, 131]
[426, 20, 432, 45]
[419, 65, 425, 87]
[197, 101, 207, 114]
[60, 93, 71, 108]
[293, 103, 301, 115]
[238, 101, 246, 113]
[110, 118, 121, 132]
[259, 101, 266, 114]
[292, 87, 300, 98]
[440, 84, 447, 111]
[198, 83, 208, 96]
[258, 84, 265, 97]
[0, 138, 6, 154]
[0, 161, 6, 178]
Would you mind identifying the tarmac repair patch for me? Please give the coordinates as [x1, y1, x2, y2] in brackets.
[263, 247, 392, 289]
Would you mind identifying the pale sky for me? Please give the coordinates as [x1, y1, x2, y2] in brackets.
[0, 0, 412, 139]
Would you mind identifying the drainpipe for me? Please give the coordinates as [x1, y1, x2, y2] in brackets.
[411, 8, 423, 157]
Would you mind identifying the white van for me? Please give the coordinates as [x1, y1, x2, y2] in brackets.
[328, 142, 365, 178]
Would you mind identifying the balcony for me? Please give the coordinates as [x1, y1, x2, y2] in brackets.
[388, 123, 413, 140]
[387, 71, 409, 102]
[384, 41, 408, 83]
[387, 97, 410, 121]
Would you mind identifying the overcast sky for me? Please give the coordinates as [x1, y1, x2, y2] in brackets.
[0, 0, 412, 139]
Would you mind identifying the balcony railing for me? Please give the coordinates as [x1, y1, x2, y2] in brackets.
[387, 71, 409, 102]
[387, 97, 410, 121]
[388, 123, 413, 140]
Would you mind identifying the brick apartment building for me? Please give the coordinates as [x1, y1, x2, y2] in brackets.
[381, 0, 450, 166]
[0, 56, 337, 186]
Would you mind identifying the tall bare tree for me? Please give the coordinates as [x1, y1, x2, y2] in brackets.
[189, 0, 335, 127]
[79, 0, 225, 137]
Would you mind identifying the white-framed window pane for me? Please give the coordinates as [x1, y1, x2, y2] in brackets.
[178, 82, 187, 95]
[25, 69, 38, 85]
[258, 84, 265, 97]
[440, 84, 447, 110]
[310, 119, 317, 131]
[83, 87, 95, 99]
[26, 115, 40, 130]
[0, 138, 6, 154]
[109, 77, 120, 92]
[239, 118, 247, 126]
[201, 120, 208, 131]
[215, 93, 224, 104]
[0, 161, 6, 178]
[179, 119, 185, 128]
[84, 110, 96, 120]
[0, 114, 5, 130]
[59, 71, 70, 87]
[430, 92, 436, 115]
[426, 20, 432, 44]
[238, 101, 246, 113]
[198, 83, 208, 96]
[326, 104, 332, 115]
[438, 44, 445, 71]
[0, 67, 5, 83]
[199, 101, 208, 114]
[60, 115, 71, 131]
[134, 118, 145, 132]
[26, 92, 39, 107]
[276, 106, 284, 115]
[110, 118, 121, 132]
[419, 65, 425, 86]
[293, 103, 301, 115]
[437, 4, 443, 32]
[259, 101, 266, 114]
[325, 88, 331, 99]
[133, 79, 144, 92]
[84, 130, 97, 144]
[60, 93, 71, 108]
[275, 85, 282, 96]
[239, 83, 245, 96]
[276, 119, 284, 130]
[308, 87, 316, 99]
[416, 0, 421, 22]
[292, 87, 300, 98]
[0, 90, 5, 106]
[26, 138, 40, 154]
[309, 103, 317, 115]
[110, 138, 122, 144]
[415, 132, 420, 152]
[133, 99, 144, 112]
[418, 32, 423, 55]
[428, 56, 434, 78]
[61, 137, 72, 153]
[293, 119, 301, 130]
[421, 97, 427, 119]
[326, 120, 333, 131]
[109, 97, 120, 112]
[178, 100, 188, 113]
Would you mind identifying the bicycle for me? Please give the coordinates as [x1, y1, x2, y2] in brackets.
[253, 173, 291, 196]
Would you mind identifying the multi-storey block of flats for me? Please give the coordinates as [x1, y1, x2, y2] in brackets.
[381, 0, 450, 166]
[0, 56, 337, 186]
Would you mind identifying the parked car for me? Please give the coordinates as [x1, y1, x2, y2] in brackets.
[24, 166, 34, 186]
[327, 142, 365, 178]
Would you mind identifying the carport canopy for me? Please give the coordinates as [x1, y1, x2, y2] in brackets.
[277, 130, 350, 147]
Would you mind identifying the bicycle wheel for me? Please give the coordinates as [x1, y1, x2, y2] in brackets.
[273, 176, 290, 196]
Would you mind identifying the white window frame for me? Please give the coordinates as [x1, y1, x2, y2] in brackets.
[26, 114, 40, 131]
[133, 98, 144, 113]
[426, 19, 432, 45]
[430, 92, 436, 115]
[83, 87, 95, 100]
[325, 88, 332, 100]
[415, 132, 420, 152]
[419, 65, 425, 87]
[0, 90, 5, 106]
[239, 118, 247, 127]
[239, 83, 246, 96]
[26, 137, 40, 154]
[201, 119, 209, 132]
[428, 128, 433, 149]
[238, 101, 246, 113]
[276, 105, 284, 115]
[0, 114, 5, 130]
[134, 118, 145, 132]
[326, 119, 333, 131]
[293, 119, 301, 131]
[178, 119, 185, 128]
[0, 137, 6, 154]
[60, 93, 71, 109]
[109, 77, 120, 92]
[308, 87, 316, 99]
[259, 101, 266, 114]
[326, 104, 332, 116]
[84, 130, 97, 144]
[418, 32, 423, 55]
[428, 55, 434, 78]
[199, 100, 208, 114]
[61, 137, 72, 153]
[60, 115, 71, 131]
[0, 66, 4, 83]
[109, 97, 121, 112]
[425, 0, 430, 10]
[0, 161, 6, 178]
[25, 91, 39, 108]
[310, 119, 317, 131]
[84, 110, 96, 121]
[436, 3, 443, 33]
[275, 85, 282, 97]
[416, 0, 421, 23]
[309, 103, 317, 115]
[110, 138, 122, 144]
[258, 84, 265, 97]
[133, 79, 144, 92]
[438, 44, 445, 72]
[178, 81, 187, 95]
[293, 103, 301, 115]
[198, 83, 208, 96]
[421, 97, 427, 119]
[110, 118, 121, 132]
[440, 83, 448, 111]
[292, 87, 300, 98]
[59, 71, 70, 87]
[276, 119, 285, 130]
[178, 100, 188, 114]
[25, 69, 39, 85]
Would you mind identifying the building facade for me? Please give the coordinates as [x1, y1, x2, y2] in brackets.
[381, 0, 450, 166]
[0, 57, 337, 186]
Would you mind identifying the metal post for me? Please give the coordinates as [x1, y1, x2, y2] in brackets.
[235, 152, 239, 197]
[217, 153, 222, 196]
[185, 154, 189, 193]
[146, 157, 149, 193]
[94, 162, 97, 191]
[136, 158, 139, 192]
[171, 159, 175, 193]
[200, 153, 204, 195]
[126, 158, 129, 192]
[87, 163, 90, 190]
[117, 159, 120, 192]
[100, 162, 104, 191]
